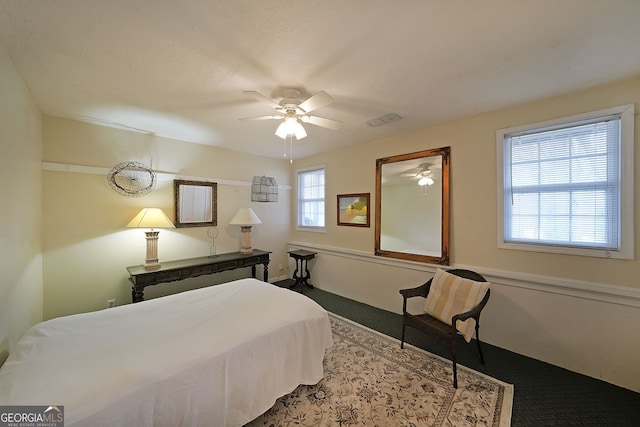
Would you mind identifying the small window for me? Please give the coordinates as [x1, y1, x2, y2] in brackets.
[297, 166, 325, 231]
[497, 105, 634, 259]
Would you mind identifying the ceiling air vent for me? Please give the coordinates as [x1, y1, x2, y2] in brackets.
[366, 113, 402, 127]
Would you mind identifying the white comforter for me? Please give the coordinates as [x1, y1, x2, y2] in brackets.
[0, 278, 333, 426]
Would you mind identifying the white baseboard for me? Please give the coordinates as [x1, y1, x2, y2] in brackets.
[267, 274, 289, 283]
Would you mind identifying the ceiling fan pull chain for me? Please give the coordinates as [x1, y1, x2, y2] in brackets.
[289, 135, 294, 164]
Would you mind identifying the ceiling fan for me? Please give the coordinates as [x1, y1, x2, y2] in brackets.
[240, 88, 343, 140]
[402, 162, 440, 186]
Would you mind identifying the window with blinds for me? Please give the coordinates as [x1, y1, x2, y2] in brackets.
[297, 166, 325, 230]
[497, 105, 634, 259]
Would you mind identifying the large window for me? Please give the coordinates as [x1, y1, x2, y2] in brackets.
[297, 166, 325, 230]
[497, 105, 634, 259]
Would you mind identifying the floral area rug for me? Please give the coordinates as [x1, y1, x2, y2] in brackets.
[247, 313, 513, 427]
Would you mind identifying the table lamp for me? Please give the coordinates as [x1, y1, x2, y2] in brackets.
[127, 208, 175, 269]
[229, 208, 262, 253]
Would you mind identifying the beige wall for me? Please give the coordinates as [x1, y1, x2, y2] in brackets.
[42, 116, 291, 319]
[292, 76, 640, 286]
[0, 45, 43, 363]
[290, 75, 640, 391]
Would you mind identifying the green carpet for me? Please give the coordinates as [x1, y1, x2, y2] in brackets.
[276, 280, 640, 427]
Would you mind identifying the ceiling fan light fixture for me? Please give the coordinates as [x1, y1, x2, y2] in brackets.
[275, 121, 288, 139]
[275, 116, 307, 140]
[294, 123, 307, 139]
[418, 176, 434, 186]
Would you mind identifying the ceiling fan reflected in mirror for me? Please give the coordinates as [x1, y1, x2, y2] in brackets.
[240, 88, 343, 140]
[415, 165, 435, 187]
[401, 162, 441, 187]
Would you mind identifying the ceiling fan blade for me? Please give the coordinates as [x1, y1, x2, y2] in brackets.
[243, 91, 282, 110]
[239, 114, 283, 121]
[301, 115, 343, 130]
[298, 91, 334, 113]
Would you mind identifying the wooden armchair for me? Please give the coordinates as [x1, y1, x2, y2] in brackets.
[399, 269, 490, 388]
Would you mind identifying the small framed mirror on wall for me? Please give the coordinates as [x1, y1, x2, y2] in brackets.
[375, 146, 450, 265]
[174, 180, 217, 228]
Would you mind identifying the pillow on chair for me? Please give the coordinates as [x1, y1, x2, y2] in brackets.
[424, 268, 489, 342]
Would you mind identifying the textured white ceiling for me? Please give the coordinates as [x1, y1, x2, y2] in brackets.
[2, 0, 640, 160]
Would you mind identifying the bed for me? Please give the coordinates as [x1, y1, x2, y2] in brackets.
[0, 278, 333, 426]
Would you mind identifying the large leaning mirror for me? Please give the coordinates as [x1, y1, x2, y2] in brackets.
[174, 180, 217, 228]
[375, 146, 450, 265]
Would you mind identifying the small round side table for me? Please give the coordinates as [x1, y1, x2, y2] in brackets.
[287, 249, 317, 290]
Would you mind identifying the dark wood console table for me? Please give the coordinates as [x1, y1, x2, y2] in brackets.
[127, 249, 271, 303]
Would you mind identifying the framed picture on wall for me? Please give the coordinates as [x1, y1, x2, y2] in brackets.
[337, 193, 370, 227]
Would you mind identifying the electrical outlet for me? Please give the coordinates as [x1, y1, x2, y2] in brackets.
[107, 299, 116, 308]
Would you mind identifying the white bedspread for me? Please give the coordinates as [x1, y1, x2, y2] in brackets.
[0, 278, 333, 426]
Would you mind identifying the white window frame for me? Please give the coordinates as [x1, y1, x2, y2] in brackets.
[496, 104, 634, 259]
[296, 165, 326, 232]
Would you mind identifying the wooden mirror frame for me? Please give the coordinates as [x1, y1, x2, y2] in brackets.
[173, 180, 217, 228]
[375, 146, 450, 265]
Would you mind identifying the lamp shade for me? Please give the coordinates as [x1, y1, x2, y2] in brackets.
[229, 208, 262, 226]
[127, 208, 175, 229]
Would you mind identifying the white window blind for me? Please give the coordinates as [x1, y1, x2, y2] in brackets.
[297, 167, 325, 229]
[498, 104, 634, 259]
[504, 115, 621, 250]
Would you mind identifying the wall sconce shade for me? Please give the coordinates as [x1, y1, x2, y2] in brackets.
[229, 208, 261, 254]
[127, 208, 174, 269]
[251, 176, 278, 202]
